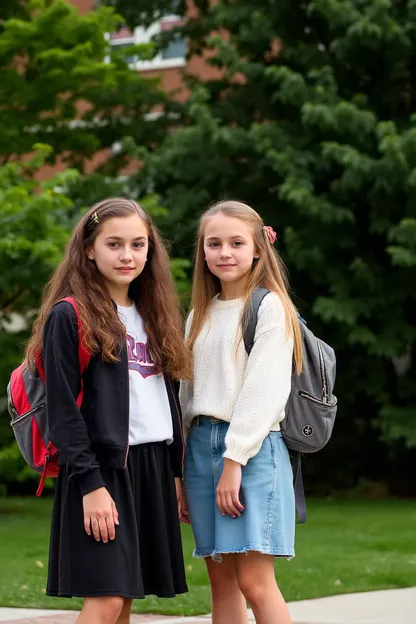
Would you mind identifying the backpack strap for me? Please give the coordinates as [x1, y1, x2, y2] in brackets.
[292, 452, 307, 523]
[242, 286, 306, 353]
[59, 297, 91, 409]
[33, 298, 91, 498]
[242, 287, 308, 524]
[60, 297, 91, 373]
[242, 287, 270, 355]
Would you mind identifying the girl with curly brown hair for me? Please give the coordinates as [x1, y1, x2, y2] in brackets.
[26, 198, 191, 624]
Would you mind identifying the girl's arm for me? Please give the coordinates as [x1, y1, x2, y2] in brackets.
[224, 293, 293, 465]
[178, 378, 193, 438]
[166, 378, 184, 478]
[43, 302, 106, 497]
[178, 310, 194, 437]
[166, 379, 190, 522]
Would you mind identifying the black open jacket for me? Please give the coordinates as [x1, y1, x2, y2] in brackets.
[43, 301, 184, 497]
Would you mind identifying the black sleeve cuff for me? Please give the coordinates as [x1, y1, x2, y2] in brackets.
[172, 465, 183, 479]
[75, 468, 106, 497]
[169, 447, 183, 479]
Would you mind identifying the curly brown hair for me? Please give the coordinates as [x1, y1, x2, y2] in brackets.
[26, 198, 191, 380]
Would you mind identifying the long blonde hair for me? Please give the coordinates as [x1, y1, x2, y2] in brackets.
[187, 200, 302, 374]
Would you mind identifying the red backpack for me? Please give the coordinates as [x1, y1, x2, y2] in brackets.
[7, 297, 90, 496]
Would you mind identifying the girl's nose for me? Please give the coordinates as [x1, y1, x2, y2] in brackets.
[220, 246, 232, 258]
[120, 246, 133, 261]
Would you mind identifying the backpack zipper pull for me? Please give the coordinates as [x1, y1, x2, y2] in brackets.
[36, 442, 53, 497]
[36, 459, 49, 497]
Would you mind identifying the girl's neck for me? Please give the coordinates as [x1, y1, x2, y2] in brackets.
[115, 299, 134, 308]
[218, 278, 247, 301]
[106, 284, 132, 307]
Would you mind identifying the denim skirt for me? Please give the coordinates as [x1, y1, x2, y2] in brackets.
[184, 417, 295, 560]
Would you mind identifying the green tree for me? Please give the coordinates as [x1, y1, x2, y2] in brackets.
[0, 0, 172, 173]
[0, 146, 80, 491]
[0, 0, 29, 29]
[100, 0, 187, 28]
[119, 0, 416, 491]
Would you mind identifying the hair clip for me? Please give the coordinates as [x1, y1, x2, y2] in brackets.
[262, 225, 277, 244]
[92, 212, 99, 225]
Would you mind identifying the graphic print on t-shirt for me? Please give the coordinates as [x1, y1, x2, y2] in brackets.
[126, 333, 157, 379]
[117, 303, 172, 445]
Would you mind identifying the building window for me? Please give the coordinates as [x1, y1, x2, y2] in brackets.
[107, 27, 137, 67]
[160, 15, 186, 61]
[109, 13, 186, 71]
[111, 42, 138, 67]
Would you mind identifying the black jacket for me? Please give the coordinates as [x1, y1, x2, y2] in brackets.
[43, 301, 184, 497]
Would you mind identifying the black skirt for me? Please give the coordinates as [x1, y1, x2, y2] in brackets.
[47, 442, 188, 599]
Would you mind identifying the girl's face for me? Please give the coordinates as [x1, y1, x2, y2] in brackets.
[87, 214, 149, 297]
[203, 214, 259, 286]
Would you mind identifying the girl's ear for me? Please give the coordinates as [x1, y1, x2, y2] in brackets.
[86, 248, 95, 261]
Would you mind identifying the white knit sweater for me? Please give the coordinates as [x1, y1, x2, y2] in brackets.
[179, 292, 294, 465]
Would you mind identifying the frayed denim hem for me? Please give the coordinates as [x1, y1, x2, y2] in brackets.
[193, 546, 295, 563]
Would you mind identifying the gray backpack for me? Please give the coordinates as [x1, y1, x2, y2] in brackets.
[243, 287, 338, 523]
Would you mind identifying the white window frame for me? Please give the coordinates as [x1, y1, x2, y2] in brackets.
[107, 34, 139, 69]
[109, 15, 186, 72]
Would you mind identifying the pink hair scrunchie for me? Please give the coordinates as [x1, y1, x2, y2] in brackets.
[262, 225, 277, 244]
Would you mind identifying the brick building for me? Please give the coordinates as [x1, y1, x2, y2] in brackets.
[72, 0, 216, 100]
[31, 0, 216, 179]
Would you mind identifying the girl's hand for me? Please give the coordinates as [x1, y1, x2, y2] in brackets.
[83, 487, 119, 543]
[175, 477, 190, 524]
[216, 459, 245, 517]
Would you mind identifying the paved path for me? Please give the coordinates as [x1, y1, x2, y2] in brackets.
[0, 613, 213, 624]
[0, 587, 414, 623]
[288, 587, 415, 623]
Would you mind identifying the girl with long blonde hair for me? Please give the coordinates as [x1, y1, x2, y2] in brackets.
[180, 200, 301, 624]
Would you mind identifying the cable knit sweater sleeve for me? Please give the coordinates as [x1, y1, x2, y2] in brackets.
[179, 310, 194, 437]
[223, 293, 293, 465]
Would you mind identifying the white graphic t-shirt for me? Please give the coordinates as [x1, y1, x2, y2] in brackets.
[117, 304, 173, 446]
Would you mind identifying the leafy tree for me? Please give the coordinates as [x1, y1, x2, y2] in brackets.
[0, 146, 80, 491]
[100, 0, 187, 28]
[0, 0, 29, 29]
[118, 0, 416, 491]
[0, 0, 171, 173]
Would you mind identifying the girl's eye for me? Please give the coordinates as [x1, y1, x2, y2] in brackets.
[206, 241, 243, 248]
[108, 241, 145, 249]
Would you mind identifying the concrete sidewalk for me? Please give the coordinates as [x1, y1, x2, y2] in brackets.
[288, 587, 415, 623]
[0, 587, 414, 623]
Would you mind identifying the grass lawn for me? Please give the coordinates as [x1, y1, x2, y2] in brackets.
[0, 497, 415, 616]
